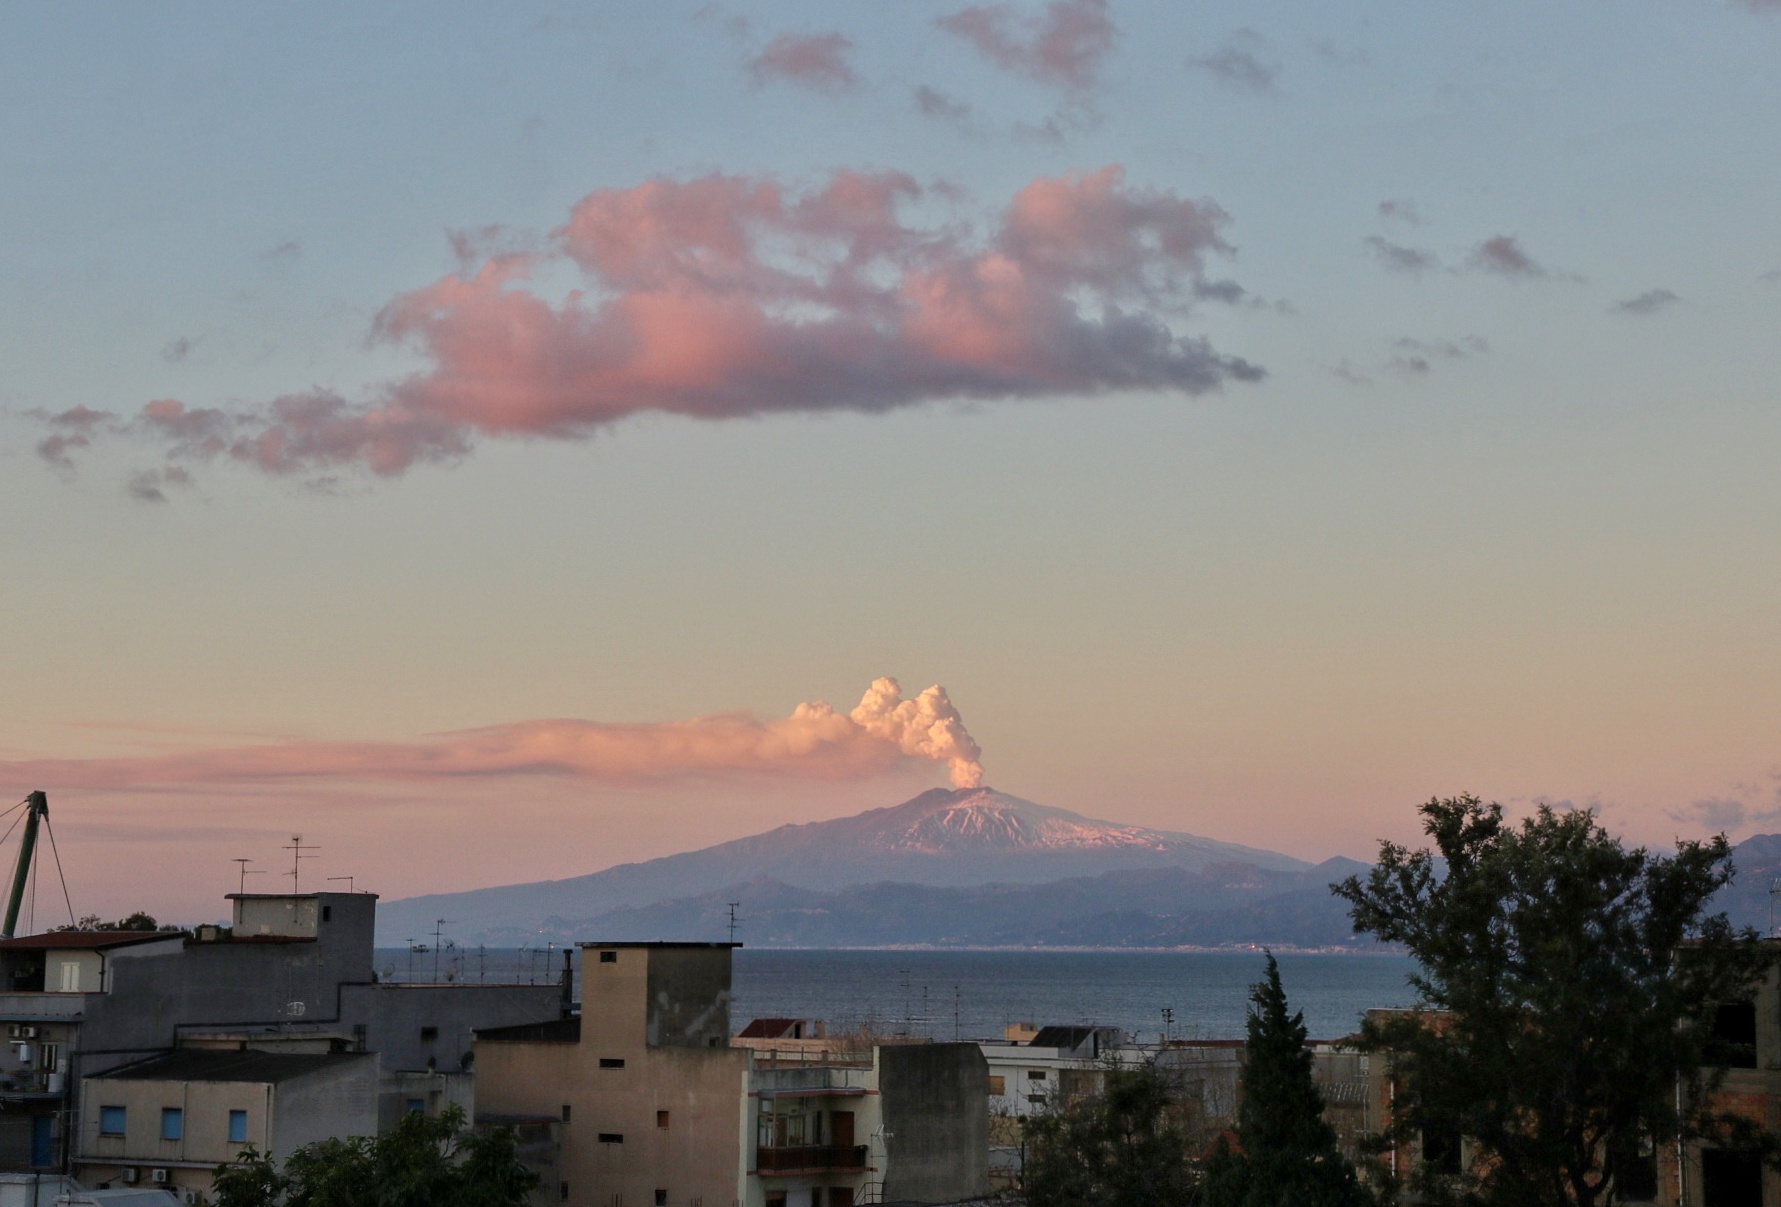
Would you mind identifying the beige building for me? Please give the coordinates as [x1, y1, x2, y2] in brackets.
[477, 942, 751, 1207]
[74, 1050, 376, 1200]
[476, 944, 989, 1207]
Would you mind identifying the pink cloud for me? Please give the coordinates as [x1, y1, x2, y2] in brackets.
[937, 0, 1114, 92]
[1467, 234, 1547, 278]
[749, 32, 859, 94]
[3, 678, 986, 792]
[44, 166, 1258, 482]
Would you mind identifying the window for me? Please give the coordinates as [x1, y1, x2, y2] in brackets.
[559, 1184, 569, 1202]
[599, 950, 617, 963]
[39, 1042, 59, 1072]
[599, 1058, 625, 1069]
[1027, 1069, 1047, 1080]
[1028, 1093, 1047, 1106]
[59, 962, 80, 992]
[321, 906, 332, 922]
[657, 1110, 670, 1129]
[987, 1075, 1005, 1095]
[597, 1133, 624, 1144]
[161, 1108, 183, 1141]
[655, 1192, 668, 1206]
[98, 1106, 125, 1136]
[419, 1026, 439, 1042]
[405, 1099, 426, 1115]
[561, 1104, 572, 1123]
[228, 1110, 248, 1144]
[1708, 1002, 1759, 1069]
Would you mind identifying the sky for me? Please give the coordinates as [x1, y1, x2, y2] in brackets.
[2, 1, 1780, 924]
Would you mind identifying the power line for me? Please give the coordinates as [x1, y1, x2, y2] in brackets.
[41, 814, 75, 931]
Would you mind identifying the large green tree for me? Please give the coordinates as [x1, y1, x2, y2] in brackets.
[1335, 794, 1775, 1207]
[1201, 953, 1373, 1207]
[211, 1104, 538, 1207]
[1023, 1062, 1196, 1207]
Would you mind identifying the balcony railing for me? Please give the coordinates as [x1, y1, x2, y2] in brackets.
[755, 1145, 869, 1175]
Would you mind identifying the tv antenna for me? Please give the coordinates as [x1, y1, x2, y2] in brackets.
[1162, 1007, 1175, 1044]
[283, 835, 318, 892]
[326, 876, 357, 893]
[726, 902, 741, 944]
[232, 859, 265, 896]
[1769, 879, 1781, 937]
[432, 918, 452, 983]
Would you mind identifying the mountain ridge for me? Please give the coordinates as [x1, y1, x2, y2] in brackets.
[375, 786, 1309, 943]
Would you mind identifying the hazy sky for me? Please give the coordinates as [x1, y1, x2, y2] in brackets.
[3, 1, 1780, 923]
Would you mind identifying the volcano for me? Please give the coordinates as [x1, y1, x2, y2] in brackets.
[376, 786, 1308, 943]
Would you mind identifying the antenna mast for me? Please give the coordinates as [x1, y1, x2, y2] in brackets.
[283, 835, 318, 892]
[727, 902, 741, 944]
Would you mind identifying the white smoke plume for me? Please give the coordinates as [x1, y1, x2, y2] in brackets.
[849, 677, 985, 789]
[0, 678, 986, 790]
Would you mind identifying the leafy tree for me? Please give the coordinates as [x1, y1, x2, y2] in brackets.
[58, 911, 172, 932]
[1201, 953, 1373, 1207]
[1334, 794, 1776, 1207]
[1023, 1062, 1196, 1207]
[211, 1104, 539, 1207]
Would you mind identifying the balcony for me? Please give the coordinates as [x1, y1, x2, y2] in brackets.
[751, 1066, 873, 1098]
[754, 1145, 869, 1176]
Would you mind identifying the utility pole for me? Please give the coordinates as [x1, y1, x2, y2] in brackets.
[283, 835, 318, 892]
[232, 859, 264, 896]
[432, 919, 450, 983]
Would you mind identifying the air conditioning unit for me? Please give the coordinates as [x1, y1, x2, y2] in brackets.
[150, 1168, 170, 1185]
[20, 1027, 37, 1039]
[6, 1025, 20, 1039]
[120, 1168, 139, 1184]
[182, 1192, 200, 1206]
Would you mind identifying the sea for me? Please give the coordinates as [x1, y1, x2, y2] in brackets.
[375, 947, 1420, 1043]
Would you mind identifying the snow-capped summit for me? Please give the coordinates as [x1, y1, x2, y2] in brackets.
[377, 785, 1306, 943]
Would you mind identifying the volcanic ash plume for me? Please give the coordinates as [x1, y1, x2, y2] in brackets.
[849, 677, 985, 789]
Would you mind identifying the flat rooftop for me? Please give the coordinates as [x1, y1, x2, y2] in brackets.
[97, 1050, 371, 1084]
[576, 941, 741, 949]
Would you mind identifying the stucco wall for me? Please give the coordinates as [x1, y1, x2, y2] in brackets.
[878, 1043, 989, 1205]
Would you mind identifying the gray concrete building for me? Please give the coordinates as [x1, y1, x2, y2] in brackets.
[0, 890, 563, 1182]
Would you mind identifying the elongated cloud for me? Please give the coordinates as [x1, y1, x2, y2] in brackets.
[2, 678, 987, 792]
[47, 167, 1258, 486]
[937, 0, 1115, 92]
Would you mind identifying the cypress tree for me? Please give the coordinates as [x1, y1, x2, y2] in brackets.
[1201, 953, 1372, 1207]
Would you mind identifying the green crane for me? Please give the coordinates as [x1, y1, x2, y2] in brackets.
[3, 791, 47, 939]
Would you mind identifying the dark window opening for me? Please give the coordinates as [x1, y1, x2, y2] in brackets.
[560, 1104, 571, 1123]
[1421, 1128, 1462, 1177]
[1707, 1002, 1759, 1069]
[559, 1183, 569, 1202]
[405, 1099, 425, 1115]
[655, 1192, 668, 1206]
[321, 906, 332, 922]
[657, 1110, 670, 1129]
[598, 1133, 624, 1144]
[1027, 1069, 1047, 1080]
[599, 1058, 625, 1069]
[419, 1026, 439, 1042]
[599, 950, 617, 963]
[1612, 1151, 1659, 1202]
[1702, 1148, 1763, 1207]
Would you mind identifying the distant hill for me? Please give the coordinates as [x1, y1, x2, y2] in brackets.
[1715, 832, 1781, 933]
[556, 857, 1376, 949]
[376, 786, 1313, 945]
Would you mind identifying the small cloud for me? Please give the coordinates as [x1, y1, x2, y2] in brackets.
[749, 31, 859, 95]
[263, 239, 302, 262]
[1610, 288, 1679, 316]
[914, 86, 972, 122]
[1467, 234, 1554, 279]
[1385, 336, 1487, 377]
[1189, 41, 1279, 94]
[1328, 361, 1372, 386]
[937, 0, 1115, 93]
[1377, 199, 1422, 226]
[162, 336, 198, 363]
[1758, 268, 1781, 284]
[1193, 278, 1246, 305]
[1667, 796, 1781, 832]
[1365, 235, 1439, 275]
[125, 466, 194, 505]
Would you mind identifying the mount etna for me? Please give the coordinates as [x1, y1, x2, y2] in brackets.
[377, 788, 1371, 948]
[376, 788, 1781, 949]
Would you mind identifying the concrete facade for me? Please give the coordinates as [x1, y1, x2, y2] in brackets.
[75, 1051, 377, 1199]
[0, 890, 562, 1178]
